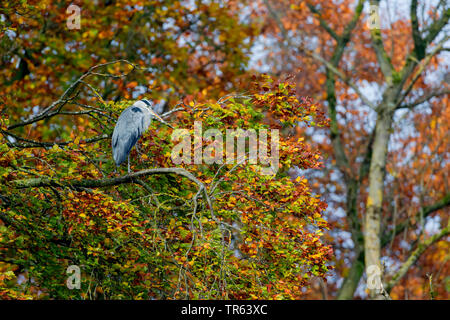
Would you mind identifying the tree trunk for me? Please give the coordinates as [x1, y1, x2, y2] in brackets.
[337, 252, 364, 299]
[364, 106, 393, 299]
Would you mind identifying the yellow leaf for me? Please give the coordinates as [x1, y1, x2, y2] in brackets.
[430, 118, 436, 130]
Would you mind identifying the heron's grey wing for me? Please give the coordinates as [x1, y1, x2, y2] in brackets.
[112, 106, 149, 166]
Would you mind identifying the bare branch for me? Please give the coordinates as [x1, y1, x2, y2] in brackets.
[410, 0, 425, 60]
[369, 0, 394, 83]
[299, 48, 377, 110]
[305, 2, 339, 41]
[381, 193, 450, 247]
[424, 6, 450, 45]
[396, 36, 449, 108]
[397, 88, 450, 110]
[7, 59, 138, 130]
[1, 130, 109, 149]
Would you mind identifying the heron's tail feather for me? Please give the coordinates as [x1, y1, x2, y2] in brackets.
[113, 132, 139, 166]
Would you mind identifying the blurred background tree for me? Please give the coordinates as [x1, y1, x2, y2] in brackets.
[252, 0, 449, 299]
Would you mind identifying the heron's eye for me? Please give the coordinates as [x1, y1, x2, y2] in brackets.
[131, 107, 142, 113]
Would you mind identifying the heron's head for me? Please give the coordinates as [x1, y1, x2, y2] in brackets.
[138, 99, 173, 129]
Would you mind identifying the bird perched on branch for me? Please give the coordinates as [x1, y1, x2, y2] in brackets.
[112, 99, 172, 173]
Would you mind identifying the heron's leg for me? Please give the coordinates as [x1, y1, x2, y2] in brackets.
[135, 143, 143, 161]
[128, 154, 131, 173]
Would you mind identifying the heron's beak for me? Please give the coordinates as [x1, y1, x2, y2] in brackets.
[150, 109, 173, 129]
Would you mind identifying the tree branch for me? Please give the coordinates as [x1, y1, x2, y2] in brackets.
[300, 48, 377, 110]
[410, 0, 425, 60]
[12, 167, 217, 220]
[369, 0, 394, 83]
[305, 2, 340, 41]
[396, 36, 449, 108]
[386, 223, 450, 292]
[381, 193, 450, 247]
[7, 59, 138, 130]
[397, 88, 450, 110]
[341, 0, 365, 43]
[424, 6, 450, 45]
[1, 130, 109, 149]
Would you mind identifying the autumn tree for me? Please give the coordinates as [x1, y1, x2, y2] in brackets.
[0, 1, 333, 299]
[0, 0, 255, 138]
[255, 0, 449, 299]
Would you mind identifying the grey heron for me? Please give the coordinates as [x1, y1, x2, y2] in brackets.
[112, 99, 172, 172]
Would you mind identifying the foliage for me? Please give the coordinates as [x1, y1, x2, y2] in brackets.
[0, 0, 255, 143]
[4, 0, 446, 301]
[0, 0, 333, 300]
[0, 69, 332, 299]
